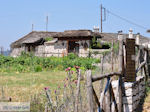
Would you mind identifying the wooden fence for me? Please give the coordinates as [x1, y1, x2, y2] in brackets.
[86, 36, 150, 112]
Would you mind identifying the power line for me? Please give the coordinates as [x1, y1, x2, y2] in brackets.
[106, 9, 148, 30]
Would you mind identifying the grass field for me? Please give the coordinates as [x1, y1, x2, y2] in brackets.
[0, 71, 67, 102]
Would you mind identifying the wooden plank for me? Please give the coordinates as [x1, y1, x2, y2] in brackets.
[111, 41, 114, 72]
[92, 87, 100, 108]
[136, 51, 147, 74]
[99, 55, 104, 95]
[86, 70, 94, 112]
[92, 72, 121, 82]
[110, 82, 118, 112]
[118, 38, 123, 112]
[119, 37, 123, 73]
[146, 50, 150, 76]
[105, 89, 111, 112]
[118, 76, 123, 112]
[75, 69, 81, 112]
[136, 60, 146, 73]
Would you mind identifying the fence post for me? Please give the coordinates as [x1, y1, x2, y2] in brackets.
[146, 49, 150, 76]
[0, 46, 4, 55]
[111, 41, 114, 72]
[75, 69, 81, 112]
[99, 55, 104, 95]
[118, 32, 123, 112]
[86, 70, 94, 112]
[125, 38, 136, 82]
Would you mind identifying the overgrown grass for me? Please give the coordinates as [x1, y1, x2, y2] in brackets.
[0, 71, 67, 102]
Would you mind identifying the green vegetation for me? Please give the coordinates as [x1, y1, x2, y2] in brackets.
[113, 41, 119, 54]
[45, 37, 53, 42]
[0, 53, 100, 73]
[91, 36, 111, 49]
[91, 36, 102, 48]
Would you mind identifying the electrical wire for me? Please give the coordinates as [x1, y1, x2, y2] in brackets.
[106, 9, 148, 30]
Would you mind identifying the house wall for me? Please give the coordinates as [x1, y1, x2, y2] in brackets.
[44, 40, 67, 57]
[10, 46, 25, 57]
[78, 40, 90, 57]
[35, 45, 45, 57]
[10, 40, 91, 57]
[44, 40, 90, 57]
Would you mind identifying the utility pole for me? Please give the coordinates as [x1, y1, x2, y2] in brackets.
[101, 4, 103, 33]
[46, 15, 48, 32]
[32, 23, 34, 32]
[0, 46, 3, 55]
[100, 4, 106, 33]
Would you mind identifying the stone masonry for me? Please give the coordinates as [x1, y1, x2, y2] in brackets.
[112, 76, 145, 112]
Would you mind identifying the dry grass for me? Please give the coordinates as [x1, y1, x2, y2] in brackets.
[0, 71, 67, 102]
[143, 94, 150, 112]
[143, 85, 150, 112]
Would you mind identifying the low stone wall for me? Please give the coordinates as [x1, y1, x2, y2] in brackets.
[112, 76, 145, 112]
[90, 49, 111, 59]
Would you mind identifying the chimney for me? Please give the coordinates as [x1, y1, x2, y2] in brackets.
[118, 30, 123, 40]
[93, 26, 99, 32]
[136, 33, 140, 45]
[129, 28, 133, 39]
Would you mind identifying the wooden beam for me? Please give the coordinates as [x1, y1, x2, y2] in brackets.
[99, 55, 104, 95]
[86, 70, 94, 112]
[118, 76, 123, 112]
[118, 37, 123, 112]
[92, 72, 121, 82]
[119, 37, 123, 73]
[92, 87, 100, 108]
[110, 82, 118, 112]
[111, 41, 114, 72]
[75, 70, 81, 112]
[135, 44, 149, 51]
[136, 51, 147, 74]
[136, 60, 146, 73]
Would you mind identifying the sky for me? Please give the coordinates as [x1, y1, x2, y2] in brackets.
[0, 0, 150, 49]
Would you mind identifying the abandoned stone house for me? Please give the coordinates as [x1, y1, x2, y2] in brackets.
[10, 29, 150, 57]
[10, 30, 102, 57]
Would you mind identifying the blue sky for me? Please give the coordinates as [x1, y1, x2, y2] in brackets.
[0, 0, 150, 49]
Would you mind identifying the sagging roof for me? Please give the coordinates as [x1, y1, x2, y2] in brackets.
[53, 30, 101, 38]
[11, 30, 101, 48]
[11, 31, 57, 48]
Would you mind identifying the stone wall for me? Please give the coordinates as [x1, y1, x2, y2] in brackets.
[11, 40, 107, 58]
[90, 49, 111, 59]
[44, 41, 67, 57]
[112, 76, 145, 112]
[35, 45, 45, 57]
[10, 46, 25, 57]
[78, 40, 90, 57]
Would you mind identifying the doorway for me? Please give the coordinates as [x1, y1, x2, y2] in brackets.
[68, 41, 79, 54]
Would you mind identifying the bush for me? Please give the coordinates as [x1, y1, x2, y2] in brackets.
[34, 65, 42, 72]
[0, 53, 100, 73]
[45, 37, 53, 42]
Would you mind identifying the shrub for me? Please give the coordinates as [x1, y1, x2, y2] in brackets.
[0, 53, 100, 73]
[34, 65, 42, 72]
[45, 37, 53, 42]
